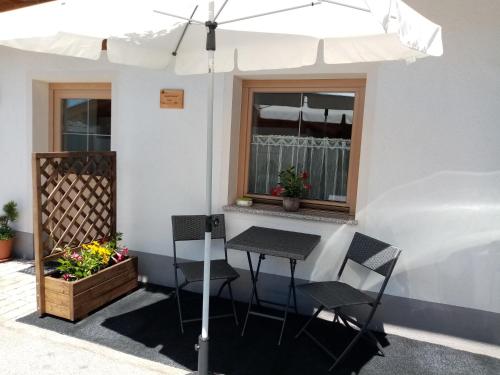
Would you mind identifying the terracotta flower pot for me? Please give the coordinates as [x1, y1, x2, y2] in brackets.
[0, 238, 14, 262]
[282, 197, 300, 212]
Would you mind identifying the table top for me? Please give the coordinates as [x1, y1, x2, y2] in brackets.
[226, 226, 321, 261]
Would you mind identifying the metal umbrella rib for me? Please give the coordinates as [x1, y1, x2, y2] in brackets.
[217, 1, 323, 25]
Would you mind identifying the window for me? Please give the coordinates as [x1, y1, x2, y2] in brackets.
[50, 83, 111, 152]
[237, 79, 365, 214]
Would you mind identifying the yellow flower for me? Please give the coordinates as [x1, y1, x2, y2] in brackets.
[82, 241, 113, 265]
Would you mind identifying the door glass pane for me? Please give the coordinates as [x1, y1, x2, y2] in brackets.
[89, 135, 111, 151]
[62, 134, 87, 151]
[62, 99, 88, 134]
[88, 99, 111, 135]
[247, 91, 355, 203]
[61, 98, 111, 151]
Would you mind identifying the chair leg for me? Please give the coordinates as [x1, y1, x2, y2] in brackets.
[337, 311, 385, 355]
[227, 280, 239, 326]
[364, 330, 385, 356]
[175, 288, 184, 334]
[173, 267, 184, 334]
[216, 280, 229, 298]
[339, 315, 353, 329]
[328, 314, 381, 371]
[328, 330, 364, 372]
[295, 305, 324, 339]
[297, 308, 372, 372]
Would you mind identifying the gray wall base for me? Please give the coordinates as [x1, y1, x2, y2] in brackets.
[12, 231, 34, 260]
[5, 243, 499, 346]
[131, 250, 500, 347]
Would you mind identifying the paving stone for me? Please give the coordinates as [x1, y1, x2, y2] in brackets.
[0, 261, 37, 321]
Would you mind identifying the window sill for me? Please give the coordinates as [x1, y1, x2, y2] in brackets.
[223, 203, 357, 225]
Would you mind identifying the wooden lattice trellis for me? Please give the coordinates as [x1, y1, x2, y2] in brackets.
[32, 151, 116, 315]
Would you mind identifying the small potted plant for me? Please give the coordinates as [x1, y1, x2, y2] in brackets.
[271, 166, 311, 212]
[0, 201, 19, 262]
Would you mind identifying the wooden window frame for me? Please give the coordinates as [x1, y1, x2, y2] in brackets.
[49, 83, 111, 152]
[236, 79, 366, 215]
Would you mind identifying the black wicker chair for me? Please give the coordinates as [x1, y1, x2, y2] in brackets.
[171, 214, 239, 334]
[295, 232, 401, 371]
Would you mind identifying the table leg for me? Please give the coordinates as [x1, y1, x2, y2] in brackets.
[291, 263, 298, 314]
[241, 254, 264, 337]
[246, 251, 261, 307]
[278, 259, 296, 345]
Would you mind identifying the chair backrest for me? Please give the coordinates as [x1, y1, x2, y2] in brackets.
[339, 232, 401, 321]
[171, 214, 226, 242]
[340, 232, 401, 279]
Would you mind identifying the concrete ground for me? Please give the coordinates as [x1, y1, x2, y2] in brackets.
[0, 261, 187, 375]
[0, 260, 37, 323]
[0, 321, 188, 375]
[1, 260, 499, 374]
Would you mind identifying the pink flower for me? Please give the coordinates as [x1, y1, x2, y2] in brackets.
[112, 248, 128, 264]
[71, 252, 83, 262]
[62, 273, 74, 281]
[301, 171, 309, 180]
[303, 183, 312, 191]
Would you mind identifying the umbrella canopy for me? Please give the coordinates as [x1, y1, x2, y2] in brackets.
[0, 0, 442, 73]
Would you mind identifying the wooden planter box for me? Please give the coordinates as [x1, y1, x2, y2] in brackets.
[43, 256, 138, 321]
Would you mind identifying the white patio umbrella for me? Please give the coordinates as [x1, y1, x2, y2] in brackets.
[0, 1, 442, 373]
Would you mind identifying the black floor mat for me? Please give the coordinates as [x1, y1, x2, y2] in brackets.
[17, 262, 58, 275]
[18, 284, 500, 375]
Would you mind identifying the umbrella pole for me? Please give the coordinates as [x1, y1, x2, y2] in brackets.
[197, 49, 214, 375]
[197, 3, 215, 375]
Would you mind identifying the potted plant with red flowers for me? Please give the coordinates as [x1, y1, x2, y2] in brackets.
[0, 201, 19, 262]
[271, 166, 312, 212]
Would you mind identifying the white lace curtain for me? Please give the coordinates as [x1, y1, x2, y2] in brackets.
[248, 135, 350, 202]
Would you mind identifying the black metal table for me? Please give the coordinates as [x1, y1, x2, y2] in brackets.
[226, 226, 321, 345]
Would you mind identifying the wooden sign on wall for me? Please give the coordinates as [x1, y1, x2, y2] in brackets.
[160, 89, 184, 109]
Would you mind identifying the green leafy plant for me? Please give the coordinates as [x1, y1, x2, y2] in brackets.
[56, 233, 129, 281]
[0, 201, 19, 241]
[57, 247, 103, 281]
[106, 232, 123, 251]
[271, 166, 312, 198]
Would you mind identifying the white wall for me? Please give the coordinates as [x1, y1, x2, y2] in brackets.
[0, 47, 32, 233]
[0, 0, 499, 315]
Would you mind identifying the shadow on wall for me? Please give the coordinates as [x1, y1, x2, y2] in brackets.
[299, 170, 500, 343]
